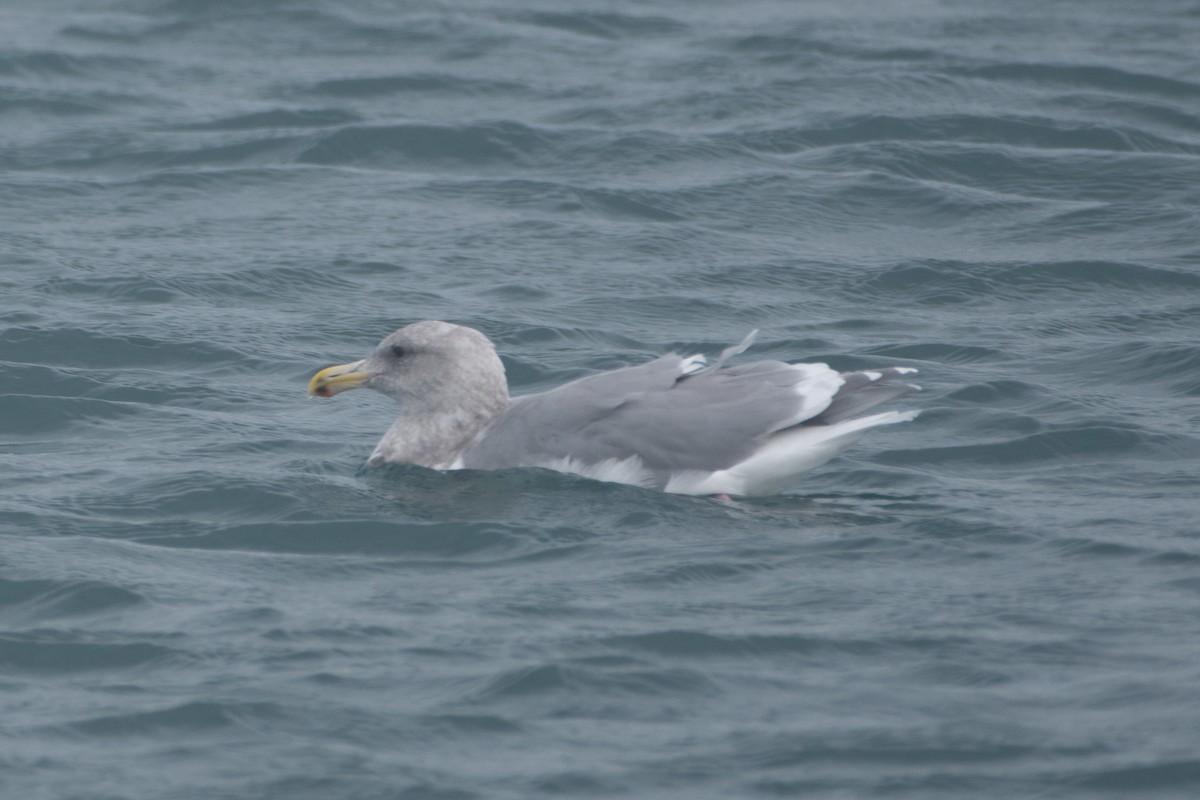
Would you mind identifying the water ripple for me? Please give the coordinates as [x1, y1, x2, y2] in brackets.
[3, 1, 1199, 798]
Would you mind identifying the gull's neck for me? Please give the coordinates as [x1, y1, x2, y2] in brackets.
[367, 397, 510, 470]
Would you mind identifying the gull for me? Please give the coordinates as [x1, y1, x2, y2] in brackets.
[309, 321, 919, 496]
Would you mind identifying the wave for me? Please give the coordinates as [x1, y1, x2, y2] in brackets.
[851, 260, 1200, 306]
[0, 635, 176, 673]
[886, 423, 1198, 467]
[305, 74, 527, 98]
[500, 10, 687, 39]
[0, 51, 154, 78]
[134, 518, 595, 561]
[59, 700, 281, 738]
[0, 577, 144, 620]
[951, 63, 1200, 101]
[734, 113, 1200, 156]
[41, 264, 358, 303]
[1072, 340, 1200, 396]
[171, 108, 362, 131]
[0, 326, 246, 369]
[471, 660, 714, 704]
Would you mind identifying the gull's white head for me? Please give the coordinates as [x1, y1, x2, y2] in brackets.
[308, 321, 509, 414]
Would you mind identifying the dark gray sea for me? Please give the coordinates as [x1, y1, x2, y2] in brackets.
[3, 0, 1200, 798]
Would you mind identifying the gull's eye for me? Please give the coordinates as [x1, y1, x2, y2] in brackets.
[390, 344, 407, 359]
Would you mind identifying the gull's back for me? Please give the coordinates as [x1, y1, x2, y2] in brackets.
[461, 350, 919, 495]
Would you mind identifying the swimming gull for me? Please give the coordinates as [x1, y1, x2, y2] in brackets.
[308, 321, 920, 496]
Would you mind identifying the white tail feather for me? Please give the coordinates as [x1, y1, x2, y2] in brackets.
[665, 410, 917, 496]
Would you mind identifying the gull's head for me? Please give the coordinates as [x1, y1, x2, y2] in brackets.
[308, 321, 509, 412]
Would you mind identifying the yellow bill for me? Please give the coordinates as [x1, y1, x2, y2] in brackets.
[308, 360, 370, 398]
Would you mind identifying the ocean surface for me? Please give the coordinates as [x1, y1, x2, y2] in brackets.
[3, 0, 1200, 797]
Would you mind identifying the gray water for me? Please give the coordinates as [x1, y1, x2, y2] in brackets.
[3, 1, 1200, 798]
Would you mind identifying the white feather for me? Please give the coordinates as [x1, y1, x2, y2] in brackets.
[779, 363, 844, 429]
[537, 456, 657, 489]
[664, 410, 918, 496]
[678, 354, 708, 376]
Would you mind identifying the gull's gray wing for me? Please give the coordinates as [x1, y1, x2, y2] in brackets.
[461, 352, 885, 487]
